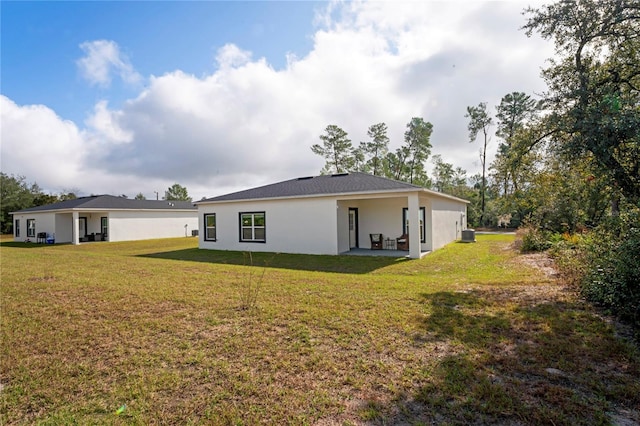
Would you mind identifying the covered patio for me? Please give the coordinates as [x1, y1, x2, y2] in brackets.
[336, 192, 433, 259]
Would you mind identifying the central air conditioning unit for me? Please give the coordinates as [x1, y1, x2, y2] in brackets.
[461, 229, 476, 243]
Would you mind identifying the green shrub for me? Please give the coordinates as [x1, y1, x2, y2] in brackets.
[549, 236, 589, 287]
[574, 208, 640, 329]
[547, 207, 640, 330]
[518, 226, 552, 252]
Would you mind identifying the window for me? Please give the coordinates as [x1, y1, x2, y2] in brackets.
[239, 212, 265, 242]
[15, 219, 20, 237]
[101, 217, 108, 238]
[204, 213, 216, 241]
[27, 219, 36, 238]
[402, 207, 426, 243]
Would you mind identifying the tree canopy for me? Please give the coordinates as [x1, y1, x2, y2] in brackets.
[523, 0, 640, 203]
[310, 118, 433, 187]
[165, 183, 192, 202]
[311, 125, 356, 174]
[0, 173, 78, 233]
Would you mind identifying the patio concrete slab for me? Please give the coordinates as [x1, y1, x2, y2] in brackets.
[341, 248, 430, 258]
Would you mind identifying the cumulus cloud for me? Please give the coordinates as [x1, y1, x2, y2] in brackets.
[85, 100, 133, 144]
[2, 1, 554, 199]
[216, 43, 254, 69]
[76, 40, 142, 87]
[0, 96, 86, 186]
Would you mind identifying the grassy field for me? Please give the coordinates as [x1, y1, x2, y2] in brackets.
[1, 235, 638, 425]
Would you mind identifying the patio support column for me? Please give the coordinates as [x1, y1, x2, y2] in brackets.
[72, 211, 80, 245]
[407, 193, 421, 259]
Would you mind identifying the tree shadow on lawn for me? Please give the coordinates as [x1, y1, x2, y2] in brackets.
[375, 289, 640, 425]
[138, 248, 408, 274]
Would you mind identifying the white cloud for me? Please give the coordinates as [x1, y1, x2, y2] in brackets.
[85, 100, 133, 144]
[215, 43, 254, 69]
[0, 96, 86, 187]
[2, 1, 554, 200]
[76, 40, 142, 87]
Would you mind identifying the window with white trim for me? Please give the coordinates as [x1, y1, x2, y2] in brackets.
[204, 213, 216, 241]
[27, 219, 36, 238]
[239, 212, 265, 242]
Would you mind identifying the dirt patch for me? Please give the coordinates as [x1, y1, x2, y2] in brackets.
[515, 252, 560, 279]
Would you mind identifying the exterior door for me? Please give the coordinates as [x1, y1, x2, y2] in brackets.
[101, 217, 108, 240]
[78, 217, 87, 239]
[348, 208, 358, 248]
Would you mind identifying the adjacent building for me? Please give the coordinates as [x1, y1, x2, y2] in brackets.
[11, 195, 198, 244]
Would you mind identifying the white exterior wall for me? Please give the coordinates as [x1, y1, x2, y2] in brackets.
[12, 212, 55, 242]
[197, 191, 467, 257]
[199, 198, 339, 255]
[430, 197, 468, 250]
[336, 201, 351, 254]
[107, 211, 198, 242]
[55, 213, 73, 243]
[12, 209, 198, 243]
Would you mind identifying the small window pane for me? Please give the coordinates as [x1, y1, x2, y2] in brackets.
[242, 215, 253, 226]
[254, 214, 265, 226]
[206, 228, 216, 240]
[204, 214, 216, 241]
[242, 228, 253, 240]
[254, 228, 265, 240]
[27, 219, 36, 237]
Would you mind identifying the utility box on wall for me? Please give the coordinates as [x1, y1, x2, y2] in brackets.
[461, 229, 476, 243]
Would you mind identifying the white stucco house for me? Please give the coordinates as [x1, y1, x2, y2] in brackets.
[196, 172, 469, 259]
[11, 195, 198, 245]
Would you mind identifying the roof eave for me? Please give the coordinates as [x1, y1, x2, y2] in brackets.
[10, 207, 196, 214]
[195, 187, 469, 205]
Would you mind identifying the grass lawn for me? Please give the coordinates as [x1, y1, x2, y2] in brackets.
[1, 235, 639, 425]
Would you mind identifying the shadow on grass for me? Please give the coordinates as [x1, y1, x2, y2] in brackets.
[138, 248, 409, 274]
[0, 241, 60, 249]
[378, 289, 640, 425]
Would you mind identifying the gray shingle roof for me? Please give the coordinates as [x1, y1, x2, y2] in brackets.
[199, 172, 426, 202]
[12, 195, 196, 213]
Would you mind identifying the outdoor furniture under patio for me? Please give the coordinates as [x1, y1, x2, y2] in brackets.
[396, 233, 409, 251]
[370, 233, 383, 250]
[384, 237, 396, 250]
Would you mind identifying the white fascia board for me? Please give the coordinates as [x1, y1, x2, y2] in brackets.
[11, 208, 196, 215]
[194, 188, 422, 205]
[420, 188, 470, 204]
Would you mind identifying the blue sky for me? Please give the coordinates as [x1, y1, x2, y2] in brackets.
[3, 1, 319, 123]
[1, 1, 553, 200]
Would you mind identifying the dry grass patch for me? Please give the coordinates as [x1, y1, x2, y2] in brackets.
[1, 235, 638, 425]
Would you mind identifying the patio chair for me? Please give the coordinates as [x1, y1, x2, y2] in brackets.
[396, 233, 409, 251]
[370, 233, 383, 250]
